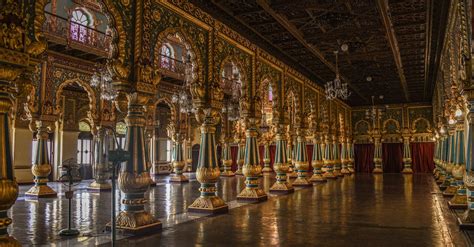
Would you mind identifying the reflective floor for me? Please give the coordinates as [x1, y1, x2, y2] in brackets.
[9, 173, 467, 246]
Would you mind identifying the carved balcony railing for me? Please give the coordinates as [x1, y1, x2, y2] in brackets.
[43, 12, 111, 58]
[158, 54, 186, 82]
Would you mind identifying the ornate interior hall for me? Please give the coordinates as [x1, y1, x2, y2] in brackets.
[0, 0, 472, 246]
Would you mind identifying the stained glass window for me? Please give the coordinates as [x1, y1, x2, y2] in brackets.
[268, 84, 273, 102]
[160, 45, 172, 70]
[70, 9, 90, 43]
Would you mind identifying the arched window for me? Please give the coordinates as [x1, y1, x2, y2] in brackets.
[70, 9, 91, 43]
[77, 121, 93, 179]
[160, 44, 173, 70]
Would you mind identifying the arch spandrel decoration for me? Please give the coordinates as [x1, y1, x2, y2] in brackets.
[381, 118, 402, 143]
[284, 77, 302, 126]
[354, 119, 372, 144]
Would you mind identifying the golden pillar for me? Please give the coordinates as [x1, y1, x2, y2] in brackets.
[401, 128, 413, 174]
[310, 134, 326, 183]
[115, 93, 161, 234]
[323, 134, 336, 179]
[0, 69, 20, 246]
[237, 119, 267, 202]
[25, 121, 57, 198]
[292, 129, 311, 186]
[372, 129, 383, 174]
[269, 125, 294, 194]
[221, 142, 234, 177]
[188, 111, 228, 213]
[170, 132, 189, 183]
[88, 127, 112, 190]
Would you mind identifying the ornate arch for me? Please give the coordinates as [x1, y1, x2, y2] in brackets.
[55, 78, 98, 130]
[382, 118, 401, 134]
[154, 27, 202, 85]
[411, 117, 432, 133]
[218, 55, 248, 92]
[354, 120, 371, 135]
[155, 97, 177, 124]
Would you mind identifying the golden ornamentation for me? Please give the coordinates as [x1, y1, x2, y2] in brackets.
[118, 171, 153, 194]
[195, 167, 220, 184]
[0, 179, 18, 212]
[116, 211, 158, 229]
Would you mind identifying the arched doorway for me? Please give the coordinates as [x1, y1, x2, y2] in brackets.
[153, 101, 174, 175]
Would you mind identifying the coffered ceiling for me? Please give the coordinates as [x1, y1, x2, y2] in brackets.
[189, 0, 451, 105]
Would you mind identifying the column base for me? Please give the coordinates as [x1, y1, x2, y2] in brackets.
[262, 167, 273, 173]
[287, 171, 298, 178]
[237, 188, 268, 203]
[220, 170, 235, 177]
[323, 172, 337, 179]
[448, 193, 467, 209]
[108, 211, 161, 235]
[188, 196, 229, 214]
[436, 175, 446, 184]
[292, 177, 312, 187]
[269, 181, 294, 194]
[169, 174, 189, 183]
[372, 168, 383, 174]
[309, 174, 327, 183]
[235, 168, 243, 176]
[458, 209, 474, 229]
[87, 181, 112, 191]
[59, 228, 80, 236]
[348, 168, 355, 173]
[25, 185, 57, 198]
[442, 185, 457, 197]
[341, 168, 350, 175]
[334, 170, 343, 177]
[401, 168, 413, 174]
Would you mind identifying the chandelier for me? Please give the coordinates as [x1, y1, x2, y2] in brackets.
[90, 64, 117, 100]
[325, 50, 351, 100]
[171, 54, 195, 114]
[365, 95, 386, 123]
[221, 68, 241, 122]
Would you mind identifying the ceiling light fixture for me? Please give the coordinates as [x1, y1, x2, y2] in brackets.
[325, 50, 351, 101]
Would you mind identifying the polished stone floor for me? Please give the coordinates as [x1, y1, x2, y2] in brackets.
[9, 173, 468, 246]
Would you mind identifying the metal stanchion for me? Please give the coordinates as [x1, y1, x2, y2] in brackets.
[58, 158, 82, 236]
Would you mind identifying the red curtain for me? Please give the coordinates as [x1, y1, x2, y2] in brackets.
[259, 145, 265, 168]
[269, 145, 276, 170]
[306, 144, 314, 174]
[382, 143, 403, 173]
[411, 142, 435, 173]
[354, 144, 375, 173]
[230, 145, 238, 171]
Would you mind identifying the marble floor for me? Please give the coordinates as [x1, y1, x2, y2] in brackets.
[8, 173, 468, 246]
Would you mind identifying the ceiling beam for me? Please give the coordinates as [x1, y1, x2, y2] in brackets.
[376, 0, 410, 102]
[256, 0, 369, 103]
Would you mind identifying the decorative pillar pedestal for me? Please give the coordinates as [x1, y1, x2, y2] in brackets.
[262, 143, 272, 173]
[323, 135, 336, 179]
[310, 135, 326, 183]
[188, 114, 228, 214]
[25, 121, 57, 198]
[114, 94, 161, 234]
[269, 127, 294, 194]
[237, 124, 267, 202]
[0, 75, 20, 245]
[292, 130, 311, 187]
[449, 121, 467, 209]
[170, 133, 189, 183]
[221, 142, 234, 177]
[235, 142, 245, 175]
[401, 129, 413, 174]
[372, 130, 383, 174]
[88, 127, 112, 191]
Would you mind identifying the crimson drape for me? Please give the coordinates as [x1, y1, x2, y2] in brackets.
[259, 145, 265, 168]
[230, 145, 238, 171]
[269, 145, 276, 170]
[411, 142, 435, 173]
[354, 144, 375, 173]
[382, 143, 403, 173]
[306, 144, 314, 174]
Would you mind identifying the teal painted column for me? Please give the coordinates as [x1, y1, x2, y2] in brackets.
[170, 133, 188, 182]
[323, 134, 336, 179]
[221, 142, 235, 177]
[310, 134, 326, 183]
[372, 130, 383, 174]
[340, 137, 350, 175]
[460, 101, 474, 224]
[450, 120, 466, 208]
[25, 121, 57, 198]
[348, 139, 355, 173]
[115, 94, 160, 233]
[270, 126, 294, 194]
[401, 128, 413, 174]
[443, 129, 457, 193]
[235, 142, 245, 175]
[237, 122, 267, 202]
[88, 127, 112, 190]
[436, 135, 447, 184]
[188, 113, 228, 214]
[287, 135, 298, 178]
[293, 130, 311, 186]
[333, 136, 343, 177]
[261, 142, 272, 173]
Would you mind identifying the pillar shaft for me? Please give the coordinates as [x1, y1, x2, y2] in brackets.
[235, 142, 245, 175]
[348, 141, 355, 173]
[373, 131, 383, 174]
[88, 127, 112, 190]
[449, 122, 467, 208]
[188, 115, 228, 213]
[170, 133, 188, 182]
[237, 125, 267, 202]
[402, 130, 413, 174]
[25, 121, 57, 198]
[293, 131, 311, 186]
[323, 135, 336, 178]
[269, 127, 294, 194]
[221, 142, 234, 176]
[261, 142, 272, 173]
[115, 95, 160, 233]
[310, 135, 326, 183]
[333, 137, 342, 177]
[340, 138, 350, 174]
[461, 100, 474, 223]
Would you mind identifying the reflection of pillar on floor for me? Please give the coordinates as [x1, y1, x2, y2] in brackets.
[292, 130, 311, 187]
[170, 133, 189, 183]
[114, 94, 161, 234]
[0, 77, 20, 245]
[459, 101, 474, 227]
[88, 127, 112, 191]
[449, 120, 467, 209]
[310, 135, 326, 183]
[188, 114, 228, 214]
[237, 123, 267, 202]
[26, 121, 57, 198]
[235, 142, 244, 175]
[221, 142, 235, 177]
[269, 126, 294, 194]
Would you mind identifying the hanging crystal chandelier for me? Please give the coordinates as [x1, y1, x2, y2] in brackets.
[365, 95, 386, 123]
[171, 54, 195, 114]
[222, 72, 241, 122]
[325, 50, 351, 100]
[90, 63, 117, 100]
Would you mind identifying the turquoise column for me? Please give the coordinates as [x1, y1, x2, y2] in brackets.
[270, 126, 294, 194]
[88, 127, 112, 190]
[188, 114, 228, 214]
[235, 142, 245, 175]
[261, 142, 272, 173]
[323, 134, 336, 179]
[221, 142, 234, 177]
[340, 137, 350, 175]
[443, 130, 457, 193]
[237, 122, 267, 202]
[348, 139, 355, 173]
[333, 136, 343, 177]
[460, 101, 474, 225]
[288, 136, 298, 178]
[293, 130, 311, 186]
[170, 133, 188, 182]
[372, 130, 383, 174]
[450, 121, 466, 208]
[310, 134, 326, 183]
[437, 136, 447, 184]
